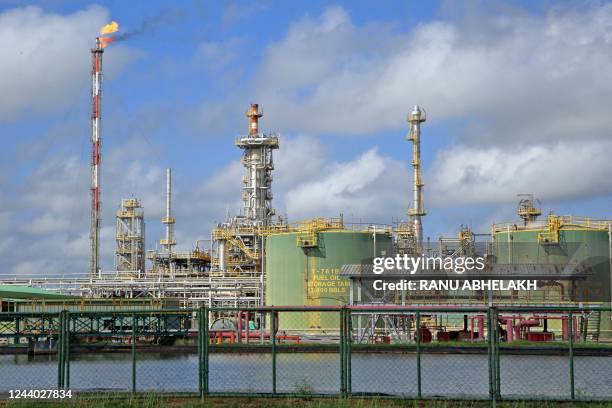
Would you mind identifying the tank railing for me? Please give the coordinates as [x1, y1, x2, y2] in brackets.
[259, 219, 393, 235]
[492, 215, 612, 233]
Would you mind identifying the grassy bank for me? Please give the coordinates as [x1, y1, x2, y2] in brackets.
[2, 396, 612, 408]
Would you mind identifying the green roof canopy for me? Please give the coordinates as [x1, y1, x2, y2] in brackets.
[0, 285, 78, 300]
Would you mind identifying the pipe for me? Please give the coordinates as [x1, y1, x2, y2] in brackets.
[218, 241, 226, 272]
[477, 315, 485, 341]
[562, 316, 569, 341]
[573, 316, 579, 341]
[237, 310, 242, 344]
[514, 317, 540, 340]
[245, 311, 250, 344]
[470, 316, 474, 340]
[507, 318, 514, 342]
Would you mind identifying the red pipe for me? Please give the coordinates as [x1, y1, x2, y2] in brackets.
[507, 318, 514, 341]
[245, 311, 250, 344]
[237, 310, 242, 344]
[562, 316, 569, 341]
[470, 316, 474, 340]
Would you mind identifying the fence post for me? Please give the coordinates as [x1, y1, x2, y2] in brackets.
[65, 311, 70, 390]
[271, 309, 276, 395]
[57, 312, 64, 389]
[340, 308, 346, 397]
[493, 308, 500, 400]
[198, 308, 203, 398]
[569, 311, 575, 400]
[416, 311, 421, 399]
[347, 308, 352, 396]
[203, 307, 209, 396]
[132, 314, 136, 394]
[487, 308, 495, 403]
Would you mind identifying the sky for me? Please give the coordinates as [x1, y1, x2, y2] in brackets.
[1, 0, 611, 276]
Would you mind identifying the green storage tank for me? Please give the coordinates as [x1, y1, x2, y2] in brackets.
[492, 222, 609, 265]
[265, 228, 392, 331]
[492, 215, 611, 337]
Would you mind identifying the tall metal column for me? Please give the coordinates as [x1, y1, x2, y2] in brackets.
[407, 105, 426, 252]
[90, 39, 103, 278]
[161, 168, 176, 253]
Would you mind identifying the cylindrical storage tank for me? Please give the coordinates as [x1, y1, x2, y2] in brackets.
[492, 221, 611, 338]
[265, 230, 392, 331]
[492, 228, 609, 266]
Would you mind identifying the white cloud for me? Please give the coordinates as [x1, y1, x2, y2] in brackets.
[245, 4, 612, 207]
[274, 135, 328, 190]
[180, 136, 411, 227]
[429, 139, 612, 206]
[4, 3, 612, 277]
[284, 147, 408, 221]
[0, 134, 170, 274]
[250, 4, 612, 145]
[0, 5, 138, 122]
[22, 213, 71, 235]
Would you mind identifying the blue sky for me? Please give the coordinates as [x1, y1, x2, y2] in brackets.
[1, 1, 611, 275]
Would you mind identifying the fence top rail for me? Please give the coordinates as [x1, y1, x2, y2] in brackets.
[495, 305, 612, 312]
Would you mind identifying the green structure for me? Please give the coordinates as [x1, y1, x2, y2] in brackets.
[492, 215, 611, 301]
[492, 215, 612, 338]
[0, 285, 78, 301]
[265, 220, 393, 330]
[0, 285, 178, 313]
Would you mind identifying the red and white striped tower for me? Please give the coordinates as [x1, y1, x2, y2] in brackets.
[90, 38, 103, 277]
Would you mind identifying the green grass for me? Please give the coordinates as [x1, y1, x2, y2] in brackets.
[2, 396, 612, 408]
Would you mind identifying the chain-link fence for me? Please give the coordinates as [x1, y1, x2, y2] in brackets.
[1, 306, 611, 401]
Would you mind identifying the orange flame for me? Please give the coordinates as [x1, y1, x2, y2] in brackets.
[99, 37, 115, 48]
[100, 21, 119, 35]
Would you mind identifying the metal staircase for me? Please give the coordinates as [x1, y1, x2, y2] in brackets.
[585, 310, 602, 342]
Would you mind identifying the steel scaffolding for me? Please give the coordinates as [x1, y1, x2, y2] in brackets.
[114, 198, 145, 275]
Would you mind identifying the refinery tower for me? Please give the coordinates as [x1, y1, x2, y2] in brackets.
[212, 104, 280, 278]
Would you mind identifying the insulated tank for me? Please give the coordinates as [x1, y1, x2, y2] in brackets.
[492, 216, 611, 338]
[265, 228, 392, 330]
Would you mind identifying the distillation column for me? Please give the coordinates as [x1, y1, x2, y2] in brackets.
[90, 38, 103, 277]
[237, 103, 279, 226]
[160, 168, 176, 252]
[407, 105, 426, 252]
[213, 103, 279, 275]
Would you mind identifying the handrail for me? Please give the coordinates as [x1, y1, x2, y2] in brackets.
[492, 215, 611, 233]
